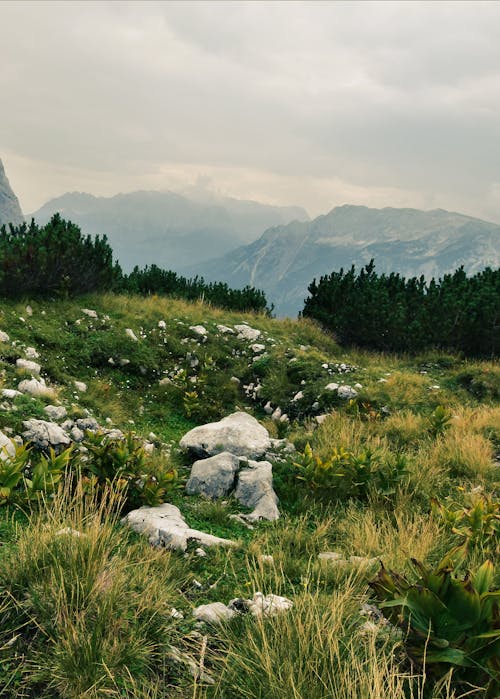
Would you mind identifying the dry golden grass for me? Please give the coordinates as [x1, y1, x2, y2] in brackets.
[428, 430, 495, 480]
[334, 503, 445, 571]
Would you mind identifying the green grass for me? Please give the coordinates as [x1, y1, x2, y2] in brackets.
[0, 293, 498, 698]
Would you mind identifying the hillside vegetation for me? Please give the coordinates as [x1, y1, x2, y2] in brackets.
[0, 294, 498, 698]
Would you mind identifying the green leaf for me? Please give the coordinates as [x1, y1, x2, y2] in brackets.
[473, 560, 494, 595]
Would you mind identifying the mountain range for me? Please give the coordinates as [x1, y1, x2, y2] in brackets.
[192, 205, 500, 315]
[31, 190, 308, 272]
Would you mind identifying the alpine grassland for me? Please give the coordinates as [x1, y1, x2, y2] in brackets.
[0, 292, 498, 698]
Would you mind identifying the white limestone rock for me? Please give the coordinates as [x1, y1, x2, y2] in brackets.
[81, 308, 98, 318]
[234, 324, 261, 341]
[25, 346, 40, 359]
[192, 602, 236, 624]
[22, 419, 70, 451]
[0, 330, 10, 343]
[44, 405, 67, 421]
[234, 460, 279, 522]
[18, 377, 54, 398]
[122, 503, 236, 551]
[74, 381, 87, 393]
[179, 411, 271, 459]
[189, 325, 207, 337]
[16, 358, 41, 375]
[125, 328, 138, 342]
[2, 389, 21, 399]
[337, 385, 358, 400]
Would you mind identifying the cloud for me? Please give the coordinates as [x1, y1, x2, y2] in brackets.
[1, 1, 500, 222]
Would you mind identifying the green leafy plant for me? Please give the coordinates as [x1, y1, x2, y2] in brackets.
[0, 444, 30, 504]
[24, 447, 71, 500]
[427, 405, 453, 438]
[369, 549, 500, 696]
[292, 444, 408, 501]
[432, 495, 500, 555]
[81, 431, 178, 510]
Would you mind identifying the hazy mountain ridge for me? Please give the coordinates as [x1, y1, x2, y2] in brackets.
[0, 159, 24, 227]
[31, 190, 309, 272]
[192, 205, 500, 316]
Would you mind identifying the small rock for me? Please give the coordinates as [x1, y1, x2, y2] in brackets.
[158, 320, 167, 329]
[16, 358, 41, 375]
[325, 382, 339, 391]
[216, 324, 234, 334]
[195, 547, 207, 557]
[251, 343, 265, 354]
[292, 391, 304, 402]
[22, 419, 71, 451]
[246, 592, 293, 617]
[18, 377, 54, 398]
[70, 427, 85, 442]
[25, 346, 39, 359]
[258, 554, 274, 564]
[337, 385, 358, 400]
[2, 389, 21, 399]
[0, 330, 10, 343]
[189, 325, 207, 337]
[263, 401, 273, 415]
[318, 552, 344, 561]
[125, 328, 138, 342]
[81, 308, 98, 318]
[74, 381, 87, 393]
[193, 602, 236, 624]
[234, 324, 261, 341]
[179, 411, 271, 459]
[43, 405, 67, 421]
[55, 527, 83, 537]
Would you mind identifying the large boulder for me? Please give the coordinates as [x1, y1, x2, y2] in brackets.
[186, 452, 240, 499]
[234, 460, 280, 522]
[179, 412, 271, 459]
[122, 503, 236, 551]
[22, 419, 70, 451]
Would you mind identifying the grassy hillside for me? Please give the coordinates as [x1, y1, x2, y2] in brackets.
[0, 294, 498, 698]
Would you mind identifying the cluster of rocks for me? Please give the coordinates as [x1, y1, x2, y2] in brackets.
[180, 412, 282, 522]
[123, 412, 287, 551]
[193, 592, 293, 624]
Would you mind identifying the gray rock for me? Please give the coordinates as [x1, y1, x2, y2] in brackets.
[0, 430, 16, 460]
[192, 602, 236, 624]
[44, 405, 67, 421]
[70, 427, 85, 442]
[24, 346, 39, 359]
[245, 592, 293, 617]
[125, 328, 138, 341]
[16, 358, 41, 375]
[0, 330, 10, 343]
[234, 460, 279, 521]
[216, 324, 234, 334]
[325, 382, 339, 391]
[189, 325, 207, 337]
[122, 503, 236, 551]
[186, 452, 240, 499]
[337, 385, 358, 400]
[2, 389, 21, 399]
[234, 324, 261, 341]
[76, 417, 99, 431]
[81, 308, 98, 318]
[179, 411, 271, 459]
[0, 159, 23, 227]
[18, 377, 54, 398]
[74, 381, 87, 392]
[22, 419, 70, 451]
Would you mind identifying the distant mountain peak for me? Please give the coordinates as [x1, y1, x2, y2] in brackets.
[0, 158, 24, 227]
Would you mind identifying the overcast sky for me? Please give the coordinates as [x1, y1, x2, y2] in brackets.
[2, 0, 500, 221]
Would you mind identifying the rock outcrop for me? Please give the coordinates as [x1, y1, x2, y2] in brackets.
[179, 411, 271, 459]
[0, 159, 23, 227]
[122, 503, 236, 551]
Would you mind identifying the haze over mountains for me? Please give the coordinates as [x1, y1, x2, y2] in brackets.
[31, 190, 308, 272]
[193, 205, 500, 316]
[0, 158, 498, 317]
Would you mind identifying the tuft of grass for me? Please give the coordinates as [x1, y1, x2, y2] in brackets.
[0, 481, 190, 698]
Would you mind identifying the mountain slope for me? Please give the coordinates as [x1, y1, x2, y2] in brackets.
[31, 190, 308, 272]
[194, 205, 500, 316]
[0, 158, 24, 226]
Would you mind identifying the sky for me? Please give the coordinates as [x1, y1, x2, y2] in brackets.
[2, 0, 500, 221]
